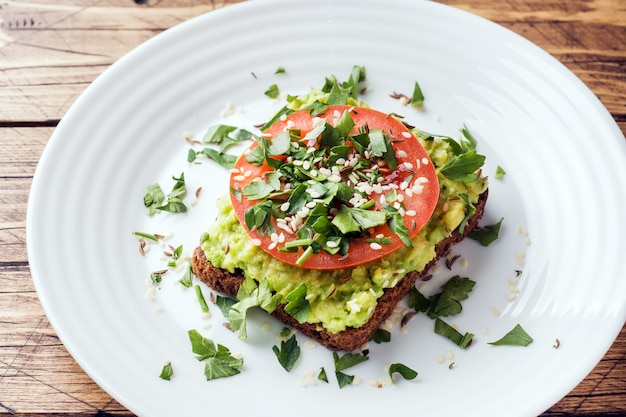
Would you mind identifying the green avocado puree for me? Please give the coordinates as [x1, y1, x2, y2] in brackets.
[200, 136, 487, 334]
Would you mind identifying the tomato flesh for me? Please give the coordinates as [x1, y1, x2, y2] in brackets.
[229, 105, 439, 270]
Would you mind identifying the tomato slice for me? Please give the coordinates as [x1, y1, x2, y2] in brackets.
[229, 105, 439, 270]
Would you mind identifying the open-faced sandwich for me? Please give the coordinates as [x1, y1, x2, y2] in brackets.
[192, 69, 488, 352]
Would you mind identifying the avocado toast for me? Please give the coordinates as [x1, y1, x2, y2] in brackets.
[192, 70, 489, 352]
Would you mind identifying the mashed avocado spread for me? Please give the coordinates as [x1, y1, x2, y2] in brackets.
[201, 135, 487, 334]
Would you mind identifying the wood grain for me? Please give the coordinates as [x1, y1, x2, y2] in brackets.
[1, 0, 624, 416]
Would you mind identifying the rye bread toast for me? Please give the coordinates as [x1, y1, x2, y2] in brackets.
[191, 189, 488, 352]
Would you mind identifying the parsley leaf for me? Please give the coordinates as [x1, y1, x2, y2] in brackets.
[434, 318, 474, 349]
[188, 148, 238, 170]
[408, 287, 431, 313]
[194, 284, 210, 313]
[388, 363, 418, 382]
[440, 150, 486, 182]
[178, 264, 193, 288]
[370, 328, 391, 344]
[264, 83, 280, 99]
[215, 295, 236, 317]
[144, 183, 165, 215]
[495, 165, 506, 179]
[243, 200, 275, 236]
[458, 193, 477, 235]
[468, 218, 503, 247]
[383, 204, 413, 248]
[427, 276, 476, 319]
[272, 334, 301, 372]
[411, 81, 425, 107]
[144, 173, 188, 215]
[317, 367, 329, 383]
[228, 277, 281, 339]
[333, 351, 369, 388]
[283, 283, 311, 323]
[188, 330, 243, 380]
[334, 351, 368, 370]
[335, 371, 354, 388]
[202, 124, 237, 144]
[159, 361, 173, 380]
[488, 324, 534, 347]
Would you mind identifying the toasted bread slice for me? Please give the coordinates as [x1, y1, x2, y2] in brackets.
[192, 190, 488, 352]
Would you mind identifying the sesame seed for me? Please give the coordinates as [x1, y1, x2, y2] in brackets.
[233, 175, 245, 182]
[405, 210, 416, 216]
[251, 238, 262, 246]
[401, 131, 412, 138]
[280, 202, 290, 212]
[326, 240, 339, 248]
[370, 242, 383, 250]
[422, 157, 430, 165]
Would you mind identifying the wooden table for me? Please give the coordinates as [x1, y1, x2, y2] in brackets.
[1, 0, 624, 415]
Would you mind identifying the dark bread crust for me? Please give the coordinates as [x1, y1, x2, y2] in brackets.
[192, 190, 488, 352]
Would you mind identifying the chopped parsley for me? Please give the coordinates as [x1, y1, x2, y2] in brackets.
[194, 284, 210, 313]
[272, 334, 301, 372]
[159, 361, 173, 380]
[333, 351, 369, 388]
[468, 218, 504, 247]
[188, 147, 238, 170]
[411, 81, 425, 107]
[283, 283, 312, 323]
[434, 318, 474, 349]
[264, 83, 280, 99]
[188, 329, 243, 380]
[495, 165, 506, 179]
[409, 276, 476, 347]
[388, 363, 418, 382]
[227, 277, 281, 339]
[488, 324, 533, 347]
[317, 367, 329, 383]
[178, 264, 193, 288]
[370, 328, 391, 344]
[143, 173, 187, 215]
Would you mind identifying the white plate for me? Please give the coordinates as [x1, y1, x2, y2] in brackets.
[27, 1, 626, 416]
